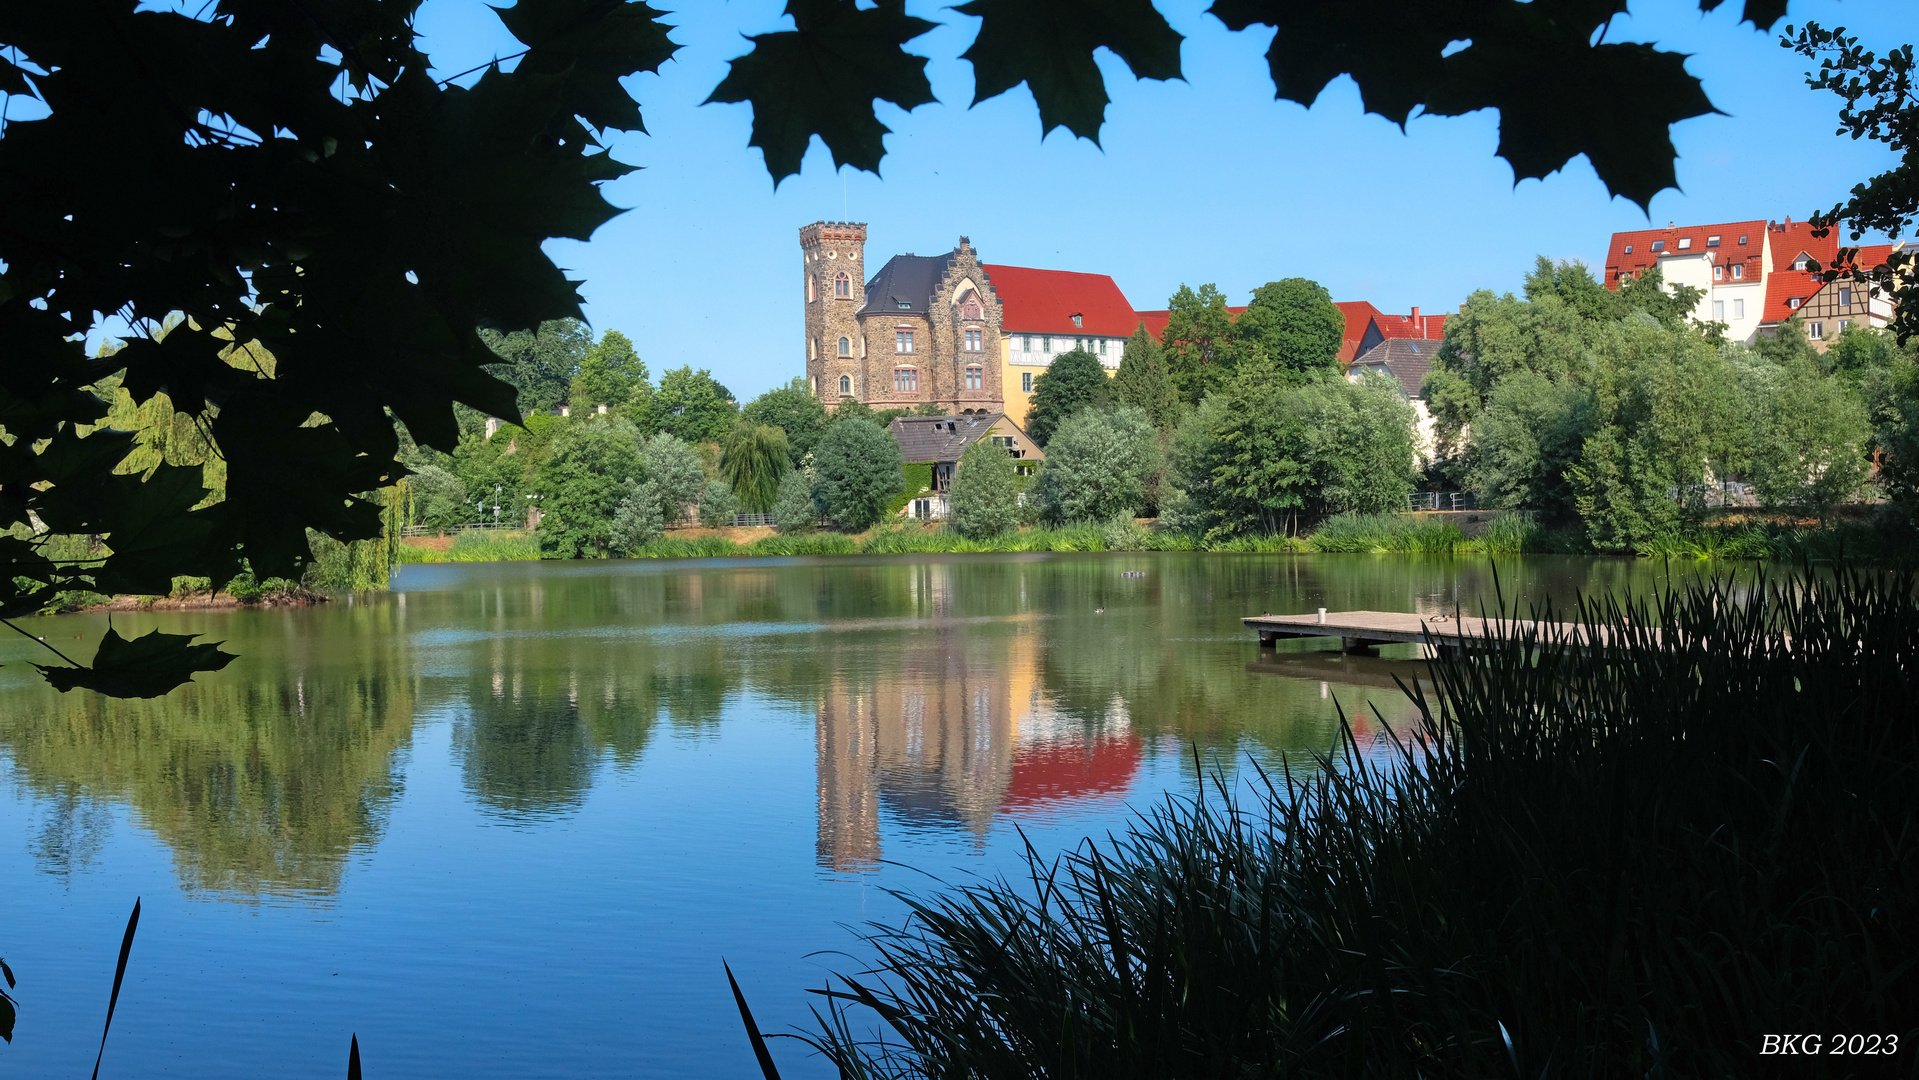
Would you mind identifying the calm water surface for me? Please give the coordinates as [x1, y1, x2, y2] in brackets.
[0, 552, 1699, 1078]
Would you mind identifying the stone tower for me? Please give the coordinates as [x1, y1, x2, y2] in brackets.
[800, 221, 866, 402]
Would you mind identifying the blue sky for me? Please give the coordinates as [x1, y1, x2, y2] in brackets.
[438, 3, 1894, 398]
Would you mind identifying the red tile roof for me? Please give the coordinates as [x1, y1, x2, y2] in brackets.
[982, 264, 1143, 337]
[1335, 301, 1383, 362]
[1370, 310, 1448, 342]
[1132, 306, 1247, 345]
[1604, 218, 1768, 289]
[1760, 241, 1898, 325]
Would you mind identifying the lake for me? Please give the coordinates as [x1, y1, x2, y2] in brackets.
[0, 552, 1697, 1078]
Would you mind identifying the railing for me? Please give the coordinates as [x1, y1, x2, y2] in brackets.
[730, 512, 777, 527]
[1407, 492, 1479, 512]
[401, 522, 523, 537]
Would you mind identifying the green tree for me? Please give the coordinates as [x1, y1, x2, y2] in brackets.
[912, 401, 950, 416]
[1866, 355, 1919, 513]
[1288, 375, 1421, 514]
[1025, 349, 1111, 447]
[409, 464, 471, 531]
[948, 438, 1021, 539]
[813, 419, 905, 532]
[1824, 324, 1904, 378]
[1465, 373, 1597, 519]
[534, 420, 645, 559]
[1234, 278, 1346, 381]
[1112, 323, 1181, 431]
[697, 478, 741, 527]
[570, 330, 651, 415]
[772, 470, 820, 534]
[741, 377, 831, 464]
[482, 320, 594, 417]
[1035, 407, 1162, 525]
[649, 367, 738, 444]
[1160, 284, 1241, 403]
[720, 422, 792, 513]
[1169, 384, 1308, 540]
[1748, 360, 1873, 517]
[1567, 319, 1740, 551]
[608, 479, 666, 553]
[641, 432, 705, 525]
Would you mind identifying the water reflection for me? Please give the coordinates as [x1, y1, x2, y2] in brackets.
[0, 553, 1726, 898]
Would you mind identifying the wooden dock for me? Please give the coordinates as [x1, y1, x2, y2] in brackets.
[1243, 610, 1595, 654]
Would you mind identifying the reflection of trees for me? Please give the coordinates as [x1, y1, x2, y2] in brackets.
[0, 605, 417, 899]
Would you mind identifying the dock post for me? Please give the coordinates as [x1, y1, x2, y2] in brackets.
[1258, 630, 1278, 648]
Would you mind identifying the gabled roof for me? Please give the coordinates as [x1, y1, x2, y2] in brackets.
[1604, 218, 1768, 289]
[1371, 311, 1448, 341]
[1760, 242, 1899, 325]
[1334, 300, 1383, 361]
[982, 264, 1140, 336]
[1768, 219, 1841, 274]
[1346, 338, 1438, 399]
[860, 253, 955, 316]
[887, 412, 1043, 465]
[1133, 305, 1249, 345]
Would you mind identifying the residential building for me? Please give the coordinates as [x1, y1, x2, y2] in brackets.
[1345, 337, 1442, 463]
[1603, 218, 1789, 343]
[1136, 300, 1445, 367]
[800, 222, 1004, 414]
[887, 412, 1043, 520]
[1758, 239, 1902, 349]
[985, 263, 1141, 423]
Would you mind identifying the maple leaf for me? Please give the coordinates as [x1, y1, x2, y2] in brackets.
[35, 626, 237, 699]
[706, 0, 937, 184]
[957, 0, 1183, 142]
[493, 0, 680, 133]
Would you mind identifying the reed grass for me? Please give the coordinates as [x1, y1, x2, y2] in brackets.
[798, 569, 1919, 1078]
[395, 530, 540, 563]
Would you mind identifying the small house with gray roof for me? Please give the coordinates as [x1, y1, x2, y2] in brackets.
[886, 412, 1042, 519]
[1345, 337, 1442, 465]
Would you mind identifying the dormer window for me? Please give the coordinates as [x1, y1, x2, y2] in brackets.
[1792, 254, 1810, 270]
[1071, 313, 1083, 328]
[897, 300, 911, 310]
[1788, 297, 1801, 309]
[1678, 237, 1691, 250]
[1651, 240, 1665, 253]
[1732, 264, 1744, 280]
[1707, 235, 1721, 247]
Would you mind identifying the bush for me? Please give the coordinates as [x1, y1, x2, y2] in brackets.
[1035, 406, 1161, 525]
[1024, 348, 1111, 447]
[641, 432, 705, 524]
[813, 418, 904, 532]
[948, 439, 1020, 539]
[696, 478, 740, 527]
[772, 469, 819, 533]
[609, 479, 665, 554]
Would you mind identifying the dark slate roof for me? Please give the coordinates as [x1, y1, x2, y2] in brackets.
[1347, 338, 1437, 399]
[888, 413, 1041, 465]
[860, 253, 954, 316]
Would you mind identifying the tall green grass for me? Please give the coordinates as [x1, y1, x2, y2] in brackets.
[1638, 517, 1909, 563]
[396, 530, 540, 563]
[798, 570, 1918, 1077]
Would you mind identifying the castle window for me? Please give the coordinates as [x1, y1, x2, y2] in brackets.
[807, 276, 816, 302]
[965, 365, 983, 390]
[808, 337, 815, 360]
[838, 336, 851, 357]
[1022, 372, 1033, 393]
[894, 367, 918, 393]
[835, 272, 850, 298]
[896, 330, 915, 354]
[965, 328, 982, 352]
[839, 374, 851, 395]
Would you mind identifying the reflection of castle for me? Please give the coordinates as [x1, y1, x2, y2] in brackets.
[814, 623, 1143, 873]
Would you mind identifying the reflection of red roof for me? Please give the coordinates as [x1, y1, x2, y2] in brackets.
[1003, 734, 1143, 813]
[983, 264, 1141, 337]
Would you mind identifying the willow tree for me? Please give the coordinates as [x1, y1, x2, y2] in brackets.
[721, 422, 791, 513]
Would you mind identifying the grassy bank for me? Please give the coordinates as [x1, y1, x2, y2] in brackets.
[796, 570, 1918, 1076]
[395, 513, 1911, 564]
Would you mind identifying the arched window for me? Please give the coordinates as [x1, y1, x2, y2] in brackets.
[807, 337, 815, 360]
[835, 272, 851, 298]
[965, 365, 983, 390]
[894, 367, 919, 393]
[839, 374, 851, 395]
[838, 336, 851, 356]
[807, 276, 816, 302]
